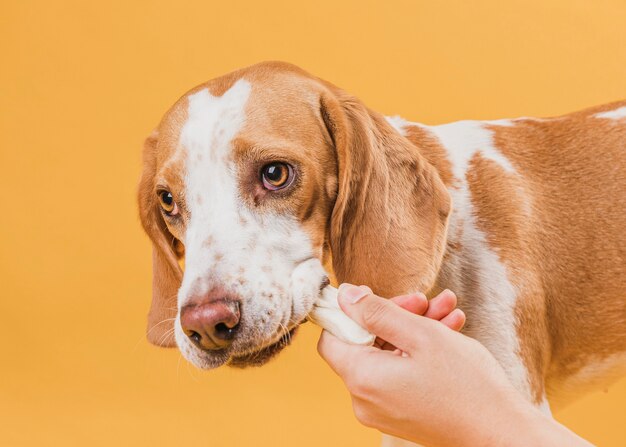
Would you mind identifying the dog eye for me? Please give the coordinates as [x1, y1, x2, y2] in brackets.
[158, 190, 179, 216]
[261, 162, 294, 190]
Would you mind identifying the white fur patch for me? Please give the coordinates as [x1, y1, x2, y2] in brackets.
[427, 120, 516, 178]
[430, 120, 530, 396]
[550, 352, 626, 408]
[594, 106, 626, 121]
[172, 79, 327, 368]
[389, 117, 533, 399]
[444, 188, 531, 398]
[386, 116, 517, 178]
[385, 115, 410, 135]
[570, 352, 626, 385]
[179, 79, 253, 305]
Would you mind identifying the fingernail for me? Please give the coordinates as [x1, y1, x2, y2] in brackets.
[338, 283, 369, 304]
[414, 291, 427, 300]
[359, 285, 373, 294]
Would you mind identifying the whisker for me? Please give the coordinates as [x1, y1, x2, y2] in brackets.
[132, 317, 177, 353]
[279, 322, 290, 345]
[156, 327, 176, 347]
[285, 322, 293, 345]
[147, 318, 177, 335]
[185, 357, 201, 383]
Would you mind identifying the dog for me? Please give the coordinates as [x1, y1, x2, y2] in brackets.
[138, 61, 626, 445]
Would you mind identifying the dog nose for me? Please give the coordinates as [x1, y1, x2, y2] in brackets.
[180, 299, 240, 350]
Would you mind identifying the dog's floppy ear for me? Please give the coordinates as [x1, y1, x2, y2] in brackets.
[320, 88, 451, 297]
[138, 131, 183, 347]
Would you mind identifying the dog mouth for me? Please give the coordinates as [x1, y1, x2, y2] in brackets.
[228, 325, 300, 367]
[226, 275, 328, 367]
[185, 273, 329, 369]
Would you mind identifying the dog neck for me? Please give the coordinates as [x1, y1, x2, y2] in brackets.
[391, 118, 472, 297]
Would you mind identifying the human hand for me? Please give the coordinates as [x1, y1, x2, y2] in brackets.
[365, 286, 465, 352]
[317, 284, 592, 447]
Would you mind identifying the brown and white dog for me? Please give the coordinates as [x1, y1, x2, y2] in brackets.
[138, 61, 626, 443]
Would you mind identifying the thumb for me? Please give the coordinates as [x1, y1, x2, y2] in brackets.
[317, 329, 369, 378]
[337, 283, 426, 353]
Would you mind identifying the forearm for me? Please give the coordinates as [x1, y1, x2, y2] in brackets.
[478, 403, 593, 447]
[422, 393, 594, 447]
[518, 409, 593, 447]
[318, 286, 594, 447]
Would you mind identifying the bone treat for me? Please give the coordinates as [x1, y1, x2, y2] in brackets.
[308, 286, 376, 346]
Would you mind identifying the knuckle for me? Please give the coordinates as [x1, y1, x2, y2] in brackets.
[345, 375, 362, 396]
[352, 403, 373, 427]
[346, 368, 374, 398]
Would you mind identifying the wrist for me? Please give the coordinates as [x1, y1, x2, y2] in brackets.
[423, 390, 541, 446]
[522, 409, 593, 447]
[459, 391, 553, 447]
[489, 400, 593, 447]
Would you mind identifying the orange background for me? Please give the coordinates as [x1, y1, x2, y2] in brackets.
[1, 1, 625, 446]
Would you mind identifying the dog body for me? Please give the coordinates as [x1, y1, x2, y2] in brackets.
[139, 62, 626, 442]
[389, 106, 626, 412]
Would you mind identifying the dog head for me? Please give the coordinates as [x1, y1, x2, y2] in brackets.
[138, 62, 450, 369]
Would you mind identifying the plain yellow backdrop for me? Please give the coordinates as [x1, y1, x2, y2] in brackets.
[1, 1, 625, 446]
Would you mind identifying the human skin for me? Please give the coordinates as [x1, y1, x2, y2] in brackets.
[317, 284, 593, 447]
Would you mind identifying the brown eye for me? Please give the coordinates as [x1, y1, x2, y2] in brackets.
[158, 190, 179, 215]
[261, 162, 294, 190]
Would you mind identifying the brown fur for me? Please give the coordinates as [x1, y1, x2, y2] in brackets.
[489, 110, 626, 405]
[319, 85, 451, 296]
[139, 62, 452, 345]
[402, 104, 626, 404]
[138, 131, 183, 346]
[138, 62, 626, 406]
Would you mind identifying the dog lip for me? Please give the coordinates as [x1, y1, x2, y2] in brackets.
[228, 326, 299, 367]
[192, 272, 328, 367]
[242, 322, 301, 354]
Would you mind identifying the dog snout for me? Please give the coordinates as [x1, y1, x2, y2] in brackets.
[180, 299, 241, 350]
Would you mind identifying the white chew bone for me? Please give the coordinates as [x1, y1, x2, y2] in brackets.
[308, 286, 376, 346]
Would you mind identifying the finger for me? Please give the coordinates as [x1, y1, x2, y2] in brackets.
[317, 329, 368, 378]
[358, 285, 373, 294]
[439, 308, 466, 331]
[337, 283, 426, 352]
[424, 289, 457, 320]
[389, 293, 428, 315]
[364, 289, 426, 351]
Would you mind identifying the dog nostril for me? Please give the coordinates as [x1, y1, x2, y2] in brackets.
[189, 331, 201, 344]
[214, 322, 239, 340]
[180, 299, 240, 349]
